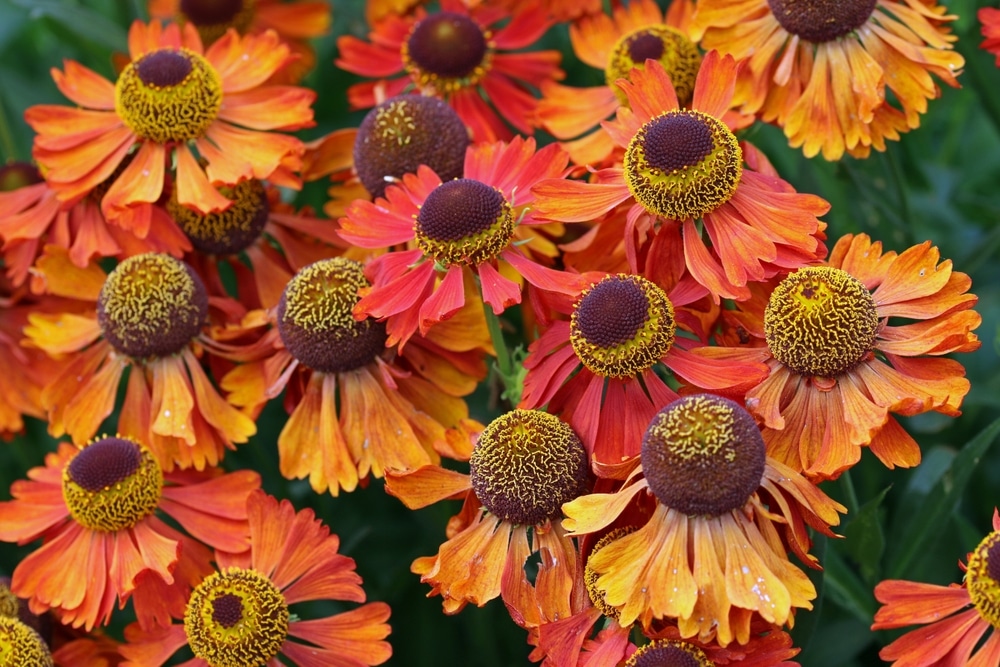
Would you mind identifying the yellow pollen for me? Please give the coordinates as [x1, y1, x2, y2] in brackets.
[185, 567, 289, 667]
[765, 266, 879, 378]
[967, 531, 1000, 629]
[282, 258, 366, 334]
[413, 179, 515, 267]
[62, 436, 164, 533]
[168, 178, 269, 254]
[584, 527, 635, 620]
[0, 583, 17, 619]
[115, 47, 222, 143]
[605, 25, 701, 106]
[0, 617, 53, 667]
[570, 274, 675, 379]
[624, 638, 713, 667]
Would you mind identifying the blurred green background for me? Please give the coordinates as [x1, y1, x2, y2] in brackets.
[1, 0, 999, 665]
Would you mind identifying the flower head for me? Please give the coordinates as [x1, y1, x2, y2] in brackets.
[336, 0, 562, 142]
[690, 0, 963, 159]
[873, 510, 1000, 665]
[118, 490, 392, 667]
[0, 436, 260, 631]
[693, 233, 981, 479]
[26, 20, 314, 222]
[562, 394, 844, 645]
[0, 615, 52, 667]
[982, 8, 1000, 66]
[533, 53, 829, 302]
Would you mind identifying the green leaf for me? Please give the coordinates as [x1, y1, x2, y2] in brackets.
[844, 486, 891, 585]
[8, 0, 126, 51]
[823, 542, 877, 623]
[888, 417, 1000, 580]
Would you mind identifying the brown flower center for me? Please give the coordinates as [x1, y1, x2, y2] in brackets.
[0, 163, 42, 192]
[764, 267, 879, 378]
[624, 110, 741, 221]
[624, 639, 713, 667]
[605, 26, 701, 106]
[180, 0, 256, 44]
[470, 409, 589, 526]
[570, 274, 675, 379]
[414, 178, 515, 267]
[767, 0, 877, 43]
[168, 178, 270, 255]
[354, 95, 469, 199]
[642, 395, 765, 517]
[97, 253, 208, 359]
[184, 567, 289, 667]
[62, 436, 164, 532]
[116, 48, 222, 143]
[277, 258, 387, 374]
[402, 12, 493, 93]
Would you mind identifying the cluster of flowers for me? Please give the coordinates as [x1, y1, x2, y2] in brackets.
[0, 0, 995, 665]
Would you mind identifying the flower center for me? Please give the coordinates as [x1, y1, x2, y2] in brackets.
[0, 617, 52, 667]
[966, 531, 1000, 628]
[180, 0, 256, 44]
[414, 178, 515, 267]
[642, 395, 765, 517]
[402, 12, 492, 94]
[0, 581, 17, 620]
[276, 258, 387, 374]
[354, 95, 469, 199]
[605, 26, 702, 106]
[570, 274, 676, 379]
[585, 527, 634, 620]
[62, 436, 164, 532]
[184, 567, 289, 667]
[624, 110, 741, 221]
[97, 253, 208, 359]
[624, 639, 713, 667]
[767, 0, 877, 43]
[0, 162, 42, 192]
[115, 48, 222, 143]
[168, 178, 270, 255]
[764, 266, 879, 378]
[469, 409, 589, 527]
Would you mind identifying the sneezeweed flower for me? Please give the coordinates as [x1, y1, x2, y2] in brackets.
[26, 20, 314, 222]
[873, 510, 1000, 665]
[341, 136, 591, 349]
[0, 615, 52, 667]
[694, 233, 981, 479]
[533, 53, 829, 303]
[621, 630, 800, 667]
[0, 436, 260, 631]
[981, 7, 1000, 65]
[118, 490, 392, 667]
[690, 0, 963, 160]
[336, 0, 563, 141]
[168, 178, 345, 308]
[0, 288, 56, 440]
[385, 409, 588, 622]
[563, 395, 845, 644]
[24, 250, 256, 470]
[521, 272, 767, 465]
[220, 257, 488, 495]
[535, 0, 700, 166]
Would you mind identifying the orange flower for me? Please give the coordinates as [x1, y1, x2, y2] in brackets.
[336, 0, 563, 142]
[0, 288, 58, 440]
[690, 0, 963, 160]
[562, 395, 844, 645]
[981, 8, 1000, 65]
[0, 436, 260, 631]
[26, 20, 314, 223]
[385, 409, 588, 623]
[535, 0, 699, 166]
[872, 510, 1000, 666]
[694, 233, 981, 480]
[341, 136, 590, 349]
[219, 257, 489, 496]
[118, 490, 392, 667]
[533, 53, 829, 303]
[0, 162, 190, 288]
[148, 0, 331, 82]
[521, 272, 767, 466]
[24, 249, 257, 471]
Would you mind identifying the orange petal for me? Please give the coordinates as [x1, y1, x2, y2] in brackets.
[286, 603, 392, 663]
[174, 144, 232, 214]
[149, 356, 197, 444]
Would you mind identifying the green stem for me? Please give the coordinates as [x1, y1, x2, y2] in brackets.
[882, 148, 912, 241]
[837, 469, 860, 516]
[482, 302, 512, 381]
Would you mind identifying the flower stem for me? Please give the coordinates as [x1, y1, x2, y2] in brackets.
[483, 302, 512, 381]
[837, 469, 860, 516]
[0, 93, 20, 162]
